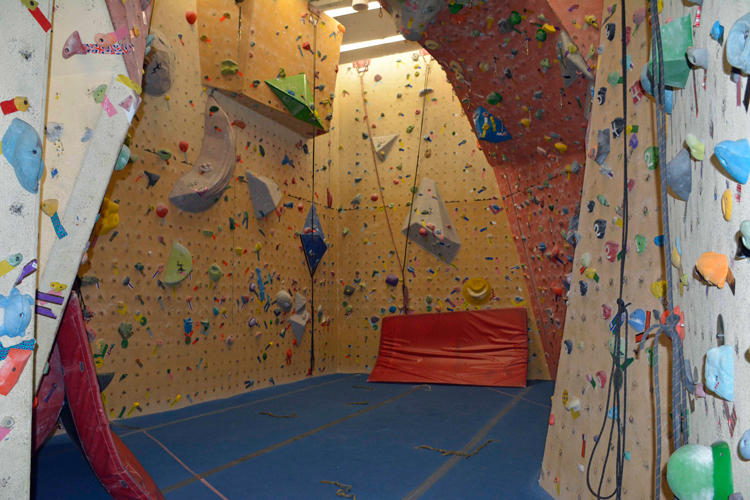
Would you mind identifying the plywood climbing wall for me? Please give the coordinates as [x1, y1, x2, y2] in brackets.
[416, 0, 593, 377]
[82, 0, 335, 418]
[332, 52, 551, 380]
[539, 0, 674, 497]
[197, 0, 342, 136]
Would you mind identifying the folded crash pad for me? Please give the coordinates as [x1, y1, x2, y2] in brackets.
[368, 308, 528, 387]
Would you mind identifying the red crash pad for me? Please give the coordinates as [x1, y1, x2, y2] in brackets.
[368, 308, 528, 387]
[56, 294, 165, 500]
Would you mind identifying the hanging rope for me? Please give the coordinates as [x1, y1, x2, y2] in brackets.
[357, 65, 407, 311]
[400, 56, 432, 311]
[586, 0, 629, 497]
[640, 1, 690, 497]
[307, 17, 319, 375]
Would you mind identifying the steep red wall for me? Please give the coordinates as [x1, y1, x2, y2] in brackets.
[405, 1, 594, 378]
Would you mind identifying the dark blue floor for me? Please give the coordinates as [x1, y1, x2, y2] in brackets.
[33, 374, 555, 500]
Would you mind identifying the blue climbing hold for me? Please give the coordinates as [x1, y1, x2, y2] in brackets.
[0, 288, 34, 339]
[472, 106, 512, 143]
[715, 139, 750, 184]
[1, 118, 44, 193]
[628, 308, 646, 333]
[639, 64, 673, 114]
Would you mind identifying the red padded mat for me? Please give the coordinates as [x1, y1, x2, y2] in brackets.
[368, 308, 528, 387]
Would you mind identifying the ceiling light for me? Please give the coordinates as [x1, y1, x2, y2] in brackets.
[339, 34, 405, 52]
[324, 1, 380, 18]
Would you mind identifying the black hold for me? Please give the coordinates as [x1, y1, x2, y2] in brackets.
[144, 171, 161, 187]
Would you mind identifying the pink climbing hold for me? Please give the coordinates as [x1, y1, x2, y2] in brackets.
[419, 227, 429, 237]
[298, 202, 304, 212]
[370, 194, 379, 202]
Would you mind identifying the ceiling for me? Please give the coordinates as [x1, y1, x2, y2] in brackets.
[312, 0, 420, 64]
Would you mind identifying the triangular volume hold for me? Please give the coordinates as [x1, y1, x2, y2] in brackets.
[374, 134, 399, 162]
[300, 205, 328, 275]
[246, 170, 282, 218]
[401, 178, 461, 264]
[265, 73, 325, 130]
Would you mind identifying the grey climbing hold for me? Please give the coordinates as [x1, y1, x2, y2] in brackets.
[666, 148, 692, 201]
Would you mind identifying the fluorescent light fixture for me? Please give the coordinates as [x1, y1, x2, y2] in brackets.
[340, 34, 405, 52]
[324, 1, 380, 17]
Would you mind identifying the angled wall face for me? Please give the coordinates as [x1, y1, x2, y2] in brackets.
[406, 0, 596, 377]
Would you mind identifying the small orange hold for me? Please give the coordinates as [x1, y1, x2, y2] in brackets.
[549, 414, 555, 425]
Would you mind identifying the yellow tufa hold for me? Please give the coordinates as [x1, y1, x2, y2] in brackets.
[722, 189, 732, 221]
[94, 198, 120, 235]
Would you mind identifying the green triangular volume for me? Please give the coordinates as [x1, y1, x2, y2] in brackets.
[265, 73, 325, 130]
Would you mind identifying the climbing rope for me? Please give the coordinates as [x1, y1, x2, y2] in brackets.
[416, 439, 492, 459]
[322, 480, 356, 499]
[307, 16, 319, 375]
[357, 64, 407, 311]
[586, 0, 630, 497]
[641, 0, 690, 497]
[400, 55, 433, 310]
[259, 411, 297, 418]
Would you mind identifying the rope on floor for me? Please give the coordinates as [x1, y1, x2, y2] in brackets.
[259, 411, 297, 418]
[416, 439, 493, 459]
[345, 401, 369, 406]
[322, 480, 356, 499]
[352, 385, 373, 391]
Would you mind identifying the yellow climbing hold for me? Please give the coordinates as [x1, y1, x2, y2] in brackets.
[650, 280, 667, 298]
[722, 189, 732, 221]
[520, 118, 530, 129]
[554, 142, 568, 153]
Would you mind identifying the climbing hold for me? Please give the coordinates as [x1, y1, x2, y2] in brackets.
[696, 252, 734, 292]
[585, 15, 599, 29]
[0, 118, 44, 193]
[727, 13, 750, 73]
[94, 198, 120, 235]
[164, 242, 193, 286]
[0, 288, 34, 338]
[715, 139, 750, 184]
[710, 21, 725, 45]
[473, 107, 511, 143]
[666, 442, 734, 500]
[666, 149, 692, 201]
[706, 345, 734, 401]
[722, 189, 733, 221]
[208, 263, 222, 283]
[114, 144, 130, 171]
[686, 47, 709, 70]
[740, 429, 750, 460]
[651, 15, 693, 88]
[143, 30, 176, 96]
[640, 64, 674, 114]
[246, 170, 282, 219]
[169, 96, 235, 213]
[462, 278, 491, 306]
[685, 134, 704, 160]
[595, 129, 610, 165]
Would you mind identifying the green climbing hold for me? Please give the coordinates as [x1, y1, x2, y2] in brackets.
[156, 149, 172, 161]
[487, 92, 503, 105]
[635, 234, 647, 253]
[535, 29, 547, 42]
[597, 194, 609, 206]
[509, 11, 521, 25]
[448, 3, 464, 14]
[220, 59, 239, 75]
[644, 146, 659, 170]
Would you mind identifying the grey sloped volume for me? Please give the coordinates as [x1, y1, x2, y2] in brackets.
[168, 95, 235, 213]
[246, 170, 282, 218]
[289, 293, 309, 342]
[401, 177, 461, 264]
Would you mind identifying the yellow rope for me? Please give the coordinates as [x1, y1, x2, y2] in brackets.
[416, 439, 492, 459]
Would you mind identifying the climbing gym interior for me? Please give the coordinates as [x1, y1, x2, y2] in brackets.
[2, 0, 750, 499]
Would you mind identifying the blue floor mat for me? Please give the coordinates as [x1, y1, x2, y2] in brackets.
[34, 374, 555, 500]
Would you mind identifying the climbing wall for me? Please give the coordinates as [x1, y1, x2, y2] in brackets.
[82, 0, 335, 418]
[546, 0, 603, 54]
[0, 1, 52, 495]
[665, 0, 750, 494]
[415, 0, 593, 377]
[539, 0, 674, 497]
[196, 0, 342, 136]
[333, 53, 551, 380]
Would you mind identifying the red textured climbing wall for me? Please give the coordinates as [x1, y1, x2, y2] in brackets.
[405, 1, 594, 378]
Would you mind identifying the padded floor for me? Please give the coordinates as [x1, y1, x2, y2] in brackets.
[33, 374, 554, 500]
